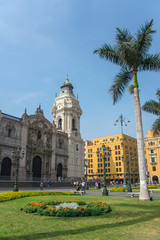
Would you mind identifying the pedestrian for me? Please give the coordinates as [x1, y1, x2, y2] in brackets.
[40, 181, 44, 190]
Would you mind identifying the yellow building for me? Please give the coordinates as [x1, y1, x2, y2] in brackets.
[144, 130, 160, 184]
[85, 134, 139, 184]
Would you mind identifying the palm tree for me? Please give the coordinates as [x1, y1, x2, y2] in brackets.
[94, 19, 160, 201]
[142, 89, 160, 135]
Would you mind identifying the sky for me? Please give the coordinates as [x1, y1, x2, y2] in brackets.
[0, 0, 159, 141]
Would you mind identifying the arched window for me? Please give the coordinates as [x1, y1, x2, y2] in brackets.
[8, 129, 12, 137]
[58, 118, 62, 129]
[37, 131, 41, 139]
[72, 119, 76, 130]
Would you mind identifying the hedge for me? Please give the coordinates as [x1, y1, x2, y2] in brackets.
[0, 191, 75, 202]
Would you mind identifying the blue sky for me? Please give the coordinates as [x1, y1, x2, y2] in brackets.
[0, 0, 159, 141]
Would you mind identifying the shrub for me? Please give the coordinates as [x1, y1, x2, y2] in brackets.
[0, 191, 75, 202]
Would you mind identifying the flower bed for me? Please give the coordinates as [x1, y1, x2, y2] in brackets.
[21, 200, 112, 217]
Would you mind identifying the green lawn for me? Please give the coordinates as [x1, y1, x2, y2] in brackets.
[0, 194, 160, 240]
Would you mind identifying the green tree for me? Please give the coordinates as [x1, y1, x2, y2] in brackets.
[142, 89, 160, 135]
[94, 20, 160, 201]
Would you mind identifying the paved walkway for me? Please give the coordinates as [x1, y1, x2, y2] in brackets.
[0, 187, 160, 198]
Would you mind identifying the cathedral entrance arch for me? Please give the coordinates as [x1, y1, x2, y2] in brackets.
[32, 156, 42, 181]
[57, 163, 62, 181]
[1, 158, 11, 180]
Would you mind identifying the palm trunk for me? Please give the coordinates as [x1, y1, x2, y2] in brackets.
[134, 87, 150, 201]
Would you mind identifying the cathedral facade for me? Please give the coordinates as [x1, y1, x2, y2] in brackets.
[0, 77, 84, 182]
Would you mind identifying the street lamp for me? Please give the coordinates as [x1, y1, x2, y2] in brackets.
[12, 146, 25, 192]
[122, 155, 127, 187]
[132, 167, 136, 187]
[126, 151, 132, 192]
[97, 143, 111, 196]
[84, 158, 90, 189]
[114, 114, 130, 134]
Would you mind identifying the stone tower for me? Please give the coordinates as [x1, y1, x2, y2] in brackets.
[51, 76, 84, 178]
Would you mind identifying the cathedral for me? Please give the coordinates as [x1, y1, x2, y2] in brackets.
[0, 77, 84, 182]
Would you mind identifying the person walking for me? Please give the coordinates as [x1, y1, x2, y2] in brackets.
[40, 181, 44, 190]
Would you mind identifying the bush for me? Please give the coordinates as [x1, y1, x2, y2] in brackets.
[110, 187, 126, 192]
[0, 191, 75, 202]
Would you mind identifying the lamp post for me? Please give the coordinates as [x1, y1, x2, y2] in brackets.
[114, 114, 130, 134]
[84, 158, 90, 190]
[132, 166, 136, 187]
[12, 146, 25, 192]
[126, 151, 132, 192]
[122, 155, 127, 187]
[97, 143, 111, 196]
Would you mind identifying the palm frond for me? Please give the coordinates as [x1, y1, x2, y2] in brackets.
[93, 44, 124, 66]
[152, 117, 160, 135]
[156, 89, 160, 102]
[142, 100, 160, 116]
[116, 28, 133, 43]
[135, 19, 156, 58]
[115, 28, 135, 67]
[139, 53, 160, 71]
[109, 68, 132, 104]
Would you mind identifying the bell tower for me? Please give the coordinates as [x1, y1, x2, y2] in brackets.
[51, 76, 84, 178]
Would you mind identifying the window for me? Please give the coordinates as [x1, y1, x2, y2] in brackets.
[72, 119, 76, 130]
[91, 164, 93, 168]
[108, 169, 110, 172]
[88, 154, 90, 158]
[108, 163, 110, 167]
[91, 170, 93, 173]
[150, 149, 154, 154]
[37, 131, 41, 139]
[98, 164, 100, 167]
[116, 168, 118, 172]
[116, 162, 118, 166]
[153, 166, 156, 171]
[91, 159, 93, 162]
[100, 163, 102, 167]
[119, 162, 121, 166]
[119, 156, 121, 160]
[58, 118, 62, 129]
[76, 144, 79, 151]
[118, 151, 121, 155]
[151, 157, 156, 163]
[119, 168, 121, 172]
[115, 146, 117, 150]
[118, 145, 120, 149]
[98, 169, 100, 173]
[116, 157, 118, 160]
[100, 169, 103, 173]
[8, 129, 12, 137]
[88, 170, 90, 173]
[115, 151, 117, 155]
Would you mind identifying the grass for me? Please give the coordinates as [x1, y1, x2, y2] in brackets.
[0, 194, 160, 240]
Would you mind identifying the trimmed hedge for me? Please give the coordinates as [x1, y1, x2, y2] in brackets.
[0, 191, 75, 202]
[110, 185, 158, 192]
